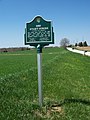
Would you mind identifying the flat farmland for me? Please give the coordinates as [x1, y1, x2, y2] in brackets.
[0, 47, 90, 120]
[0, 48, 59, 77]
[76, 46, 90, 51]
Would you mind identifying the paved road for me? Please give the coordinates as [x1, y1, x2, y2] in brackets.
[67, 47, 90, 56]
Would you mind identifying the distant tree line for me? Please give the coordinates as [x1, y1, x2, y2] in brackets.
[0, 47, 30, 52]
[75, 41, 88, 47]
[60, 38, 88, 48]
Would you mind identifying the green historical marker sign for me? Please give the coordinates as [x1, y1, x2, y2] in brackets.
[24, 16, 54, 107]
[24, 16, 54, 46]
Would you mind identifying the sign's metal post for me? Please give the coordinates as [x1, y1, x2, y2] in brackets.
[37, 45, 43, 107]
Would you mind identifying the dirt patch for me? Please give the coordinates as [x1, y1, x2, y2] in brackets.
[32, 104, 64, 119]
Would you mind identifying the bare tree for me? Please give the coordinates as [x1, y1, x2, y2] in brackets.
[60, 38, 69, 48]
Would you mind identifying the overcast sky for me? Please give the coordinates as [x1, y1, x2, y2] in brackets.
[0, 0, 90, 48]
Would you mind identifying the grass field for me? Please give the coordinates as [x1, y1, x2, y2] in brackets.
[0, 47, 90, 120]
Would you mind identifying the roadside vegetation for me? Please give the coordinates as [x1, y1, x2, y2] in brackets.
[0, 47, 90, 120]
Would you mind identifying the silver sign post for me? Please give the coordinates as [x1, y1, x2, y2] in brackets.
[37, 45, 43, 107]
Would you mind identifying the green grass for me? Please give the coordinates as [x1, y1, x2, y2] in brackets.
[0, 47, 90, 120]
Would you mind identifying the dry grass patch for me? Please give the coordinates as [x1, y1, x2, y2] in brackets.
[32, 104, 64, 119]
[76, 46, 90, 51]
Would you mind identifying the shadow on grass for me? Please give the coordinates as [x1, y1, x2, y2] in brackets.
[61, 98, 90, 106]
